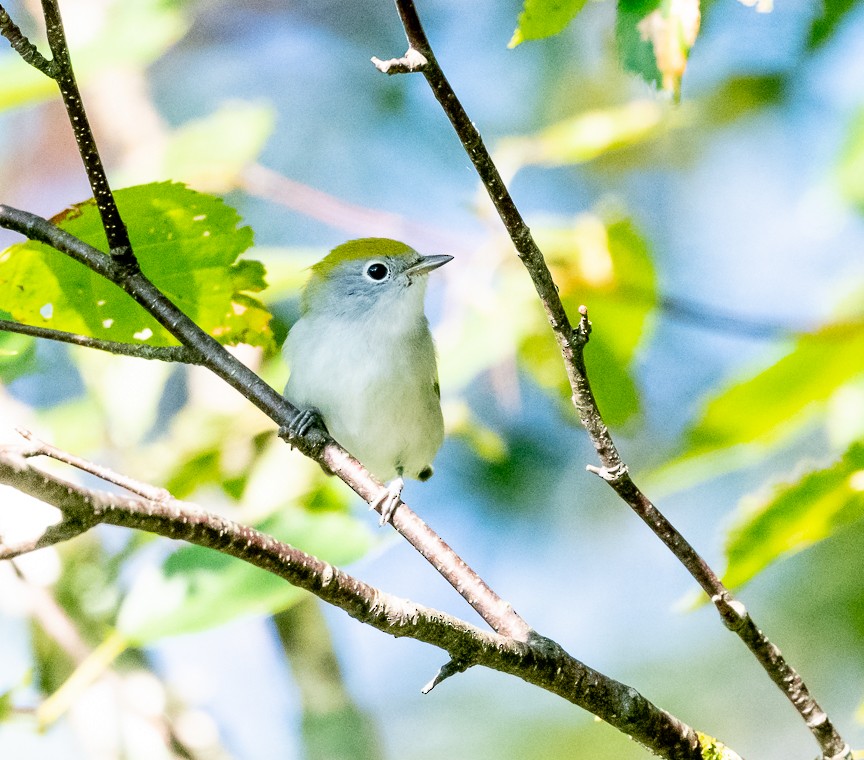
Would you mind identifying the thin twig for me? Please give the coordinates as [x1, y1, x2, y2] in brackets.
[375, 3, 851, 758]
[0, 4, 55, 76]
[15, 428, 172, 502]
[39, 0, 133, 262]
[0, 319, 201, 363]
[0, 448, 740, 760]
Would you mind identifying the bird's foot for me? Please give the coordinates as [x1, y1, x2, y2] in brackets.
[278, 408, 326, 446]
[370, 476, 404, 527]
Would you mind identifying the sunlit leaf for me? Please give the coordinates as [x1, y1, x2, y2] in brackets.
[0, 182, 274, 350]
[685, 319, 864, 458]
[496, 100, 671, 172]
[0, 0, 187, 111]
[117, 506, 374, 644]
[509, 0, 589, 47]
[164, 102, 276, 192]
[723, 442, 864, 589]
[518, 214, 657, 426]
[617, 0, 701, 96]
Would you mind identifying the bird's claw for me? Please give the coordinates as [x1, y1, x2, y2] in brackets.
[370, 477, 404, 526]
[279, 408, 325, 445]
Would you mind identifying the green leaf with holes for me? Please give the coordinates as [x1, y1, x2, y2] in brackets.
[0, 182, 273, 350]
[723, 442, 864, 589]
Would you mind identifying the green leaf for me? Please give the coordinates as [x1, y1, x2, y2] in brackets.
[117, 507, 374, 644]
[685, 319, 864, 459]
[806, 0, 857, 50]
[0, 310, 37, 381]
[0, 0, 187, 112]
[495, 100, 671, 171]
[509, 0, 589, 47]
[163, 102, 276, 192]
[723, 442, 864, 589]
[617, 0, 701, 96]
[518, 214, 657, 426]
[0, 182, 274, 350]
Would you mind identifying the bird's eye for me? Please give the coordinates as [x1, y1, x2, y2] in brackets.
[365, 262, 389, 281]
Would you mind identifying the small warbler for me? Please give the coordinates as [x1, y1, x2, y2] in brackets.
[283, 238, 452, 524]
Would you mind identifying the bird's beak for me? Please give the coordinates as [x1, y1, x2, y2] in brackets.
[406, 254, 454, 276]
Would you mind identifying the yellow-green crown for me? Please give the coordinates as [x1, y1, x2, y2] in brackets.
[302, 238, 417, 313]
[310, 238, 415, 280]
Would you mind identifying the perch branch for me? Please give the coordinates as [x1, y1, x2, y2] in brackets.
[0, 202, 530, 641]
[375, 2, 851, 758]
[0, 445, 741, 760]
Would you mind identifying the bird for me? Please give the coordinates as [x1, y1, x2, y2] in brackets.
[283, 238, 452, 525]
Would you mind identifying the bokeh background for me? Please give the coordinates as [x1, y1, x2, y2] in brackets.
[2, 0, 864, 758]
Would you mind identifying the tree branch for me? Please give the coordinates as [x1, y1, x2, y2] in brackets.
[38, 0, 133, 262]
[0, 445, 742, 760]
[374, 3, 852, 758]
[0, 4, 55, 76]
[0, 202, 529, 640]
[0, 319, 201, 363]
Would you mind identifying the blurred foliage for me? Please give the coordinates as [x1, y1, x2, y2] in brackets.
[117, 505, 373, 643]
[659, 310, 864, 585]
[511, 0, 702, 96]
[807, 0, 859, 49]
[524, 214, 656, 426]
[684, 317, 864, 459]
[838, 107, 864, 209]
[0, 0, 187, 112]
[722, 442, 864, 589]
[0, 182, 274, 351]
[162, 102, 276, 192]
[496, 100, 674, 170]
[275, 599, 383, 760]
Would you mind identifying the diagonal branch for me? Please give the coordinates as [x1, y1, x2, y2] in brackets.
[0, 202, 530, 641]
[374, 3, 852, 759]
[0, 2, 132, 261]
[0, 445, 742, 760]
[38, 0, 133, 262]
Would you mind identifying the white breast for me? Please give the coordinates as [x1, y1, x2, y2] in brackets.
[284, 295, 443, 481]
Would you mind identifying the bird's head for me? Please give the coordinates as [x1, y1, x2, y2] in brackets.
[302, 238, 453, 319]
